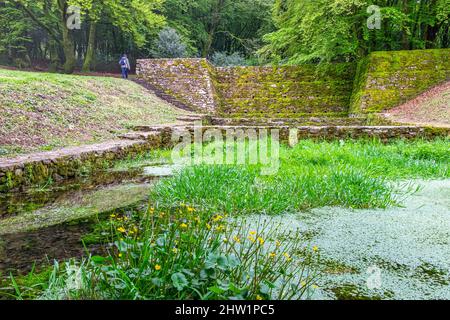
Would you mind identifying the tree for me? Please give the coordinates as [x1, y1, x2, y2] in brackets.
[151, 27, 188, 58]
[0, 3, 33, 67]
[260, 0, 450, 65]
[6, 0, 165, 73]
[162, 0, 274, 57]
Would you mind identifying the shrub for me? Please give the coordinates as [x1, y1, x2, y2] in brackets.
[211, 52, 247, 67]
[151, 28, 188, 59]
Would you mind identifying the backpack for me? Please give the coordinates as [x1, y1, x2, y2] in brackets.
[119, 57, 127, 67]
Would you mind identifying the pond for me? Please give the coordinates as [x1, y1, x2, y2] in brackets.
[0, 163, 178, 275]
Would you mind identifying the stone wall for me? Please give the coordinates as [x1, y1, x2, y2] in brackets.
[1, 124, 448, 192]
[350, 49, 450, 114]
[0, 137, 163, 193]
[137, 49, 450, 118]
[136, 59, 217, 113]
[213, 64, 355, 118]
[172, 125, 449, 142]
[137, 59, 355, 117]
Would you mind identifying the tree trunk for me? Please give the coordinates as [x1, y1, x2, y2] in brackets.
[49, 39, 60, 72]
[58, 0, 76, 73]
[401, 0, 410, 50]
[202, 0, 226, 57]
[82, 21, 96, 72]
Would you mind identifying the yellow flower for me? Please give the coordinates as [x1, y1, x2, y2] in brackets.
[213, 214, 223, 222]
[247, 236, 256, 243]
[216, 225, 225, 232]
[110, 214, 116, 219]
[206, 224, 212, 230]
[256, 295, 263, 301]
[313, 246, 319, 252]
[187, 206, 195, 213]
[159, 212, 165, 218]
[269, 252, 276, 259]
[301, 281, 306, 287]
[118, 253, 123, 258]
[276, 240, 281, 247]
[257, 237, 265, 245]
[249, 231, 257, 236]
[155, 264, 162, 271]
[233, 236, 241, 243]
[180, 223, 188, 229]
[283, 252, 292, 261]
[312, 285, 319, 289]
[117, 227, 126, 233]
[172, 248, 178, 254]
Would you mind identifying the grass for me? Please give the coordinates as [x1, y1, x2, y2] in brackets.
[149, 138, 449, 215]
[0, 68, 189, 157]
[1, 138, 449, 300]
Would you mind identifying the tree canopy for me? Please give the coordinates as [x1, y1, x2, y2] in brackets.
[260, 0, 450, 64]
[0, 0, 448, 72]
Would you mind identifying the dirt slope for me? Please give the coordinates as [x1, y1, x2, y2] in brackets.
[383, 81, 450, 128]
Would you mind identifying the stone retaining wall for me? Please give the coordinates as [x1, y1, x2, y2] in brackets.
[136, 58, 355, 117]
[350, 49, 450, 114]
[0, 137, 162, 193]
[136, 59, 217, 113]
[171, 125, 449, 142]
[1, 125, 448, 193]
[137, 49, 450, 118]
[213, 64, 355, 117]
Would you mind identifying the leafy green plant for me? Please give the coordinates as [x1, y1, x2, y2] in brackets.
[9, 205, 319, 300]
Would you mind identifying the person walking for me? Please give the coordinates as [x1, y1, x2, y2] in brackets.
[119, 54, 131, 79]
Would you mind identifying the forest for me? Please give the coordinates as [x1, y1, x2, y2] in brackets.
[0, 0, 449, 72]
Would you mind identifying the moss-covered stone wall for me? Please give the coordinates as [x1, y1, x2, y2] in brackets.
[0, 137, 163, 193]
[136, 59, 217, 113]
[350, 49, 450, 114]
[214, 64, 356, 118]
[137, 49, 450, 118]
[137, 59, 356, 118]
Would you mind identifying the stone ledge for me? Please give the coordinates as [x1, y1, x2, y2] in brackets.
[0, 138, 163, 193]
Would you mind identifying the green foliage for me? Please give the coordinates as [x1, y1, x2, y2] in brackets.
[1, 0, 165, 72]
[150, 138, 449, 215]
[162, 0, 274, 58]
[8, 206, 319, 300]
[0, 5, 32, 67]
[150, 27, 188, 58]
[261, 0, 450, 64]
[211, 51, 247, 66]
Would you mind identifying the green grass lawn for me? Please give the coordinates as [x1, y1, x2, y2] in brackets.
[0, 69, 188, 157]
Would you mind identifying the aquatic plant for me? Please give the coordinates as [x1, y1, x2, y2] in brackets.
[7, 205, 319, 300]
